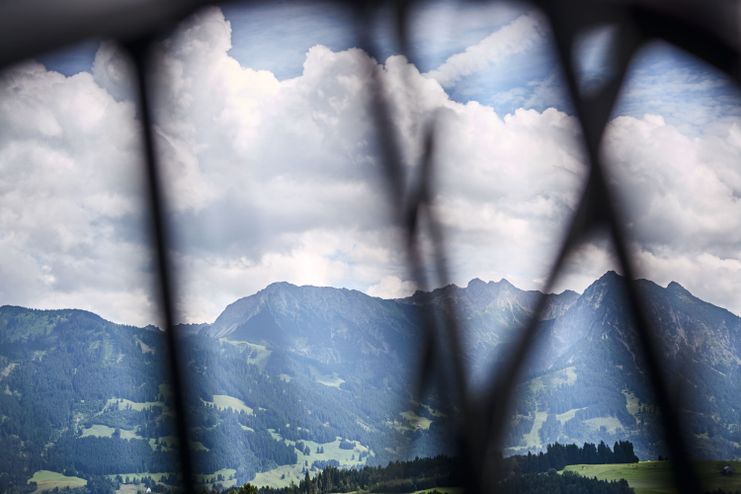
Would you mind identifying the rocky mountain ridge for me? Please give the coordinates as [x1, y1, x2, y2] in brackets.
[0, 271, 737, 490]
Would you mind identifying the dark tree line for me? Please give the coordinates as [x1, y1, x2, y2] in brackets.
[231, 441, 641, 494]
[498, 471, 632, 494]
[233, 456, 460, 494]
[513, 440, 639, 474]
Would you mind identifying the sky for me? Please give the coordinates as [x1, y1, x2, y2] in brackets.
[2, 0, 740, 326]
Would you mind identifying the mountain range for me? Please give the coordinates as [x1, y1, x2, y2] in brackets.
[0, 271, 738, 490]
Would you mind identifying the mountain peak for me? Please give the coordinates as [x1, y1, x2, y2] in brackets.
[467, 278, 487, 288]
[580, 270, 625, 310]
[498, 278, 514, 288]
[666, 280, 689, 294]
[583, 270, 623, 292]
[263, 281, 298, 292]
[598, 270, 622, 282]
[466, 277, 516, 289]
[590, 270, 627, 291]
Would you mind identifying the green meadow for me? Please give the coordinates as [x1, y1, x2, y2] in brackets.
[27, 470, 87, 493]
[564, 460, 741, 494]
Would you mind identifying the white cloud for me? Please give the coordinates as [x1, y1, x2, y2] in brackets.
[367, 276, 418, 299]
[137, 7, 591, 321]
[603, 113, 741, 313]
[0, 5, 738, 326]
[0, 62, 158, 326]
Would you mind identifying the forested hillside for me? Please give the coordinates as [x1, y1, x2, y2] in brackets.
[0, 272, 737, 491]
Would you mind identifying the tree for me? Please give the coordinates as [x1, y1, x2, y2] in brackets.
[583, 442, 598, 463]
[87, 475, 116, 494]
[303, 472, 311, 494]
[238, 484, 258, 494]
[597, 441, 611, 463]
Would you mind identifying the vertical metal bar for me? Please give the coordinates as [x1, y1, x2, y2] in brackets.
[127, 38, 196, 493]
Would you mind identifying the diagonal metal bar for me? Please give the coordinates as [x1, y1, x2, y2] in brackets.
[351, 3, 483, 485]
[352, 0, 471, 412]
[476, 169, 608, 492]
[471, 6, 630, 489]
[386, 2, 474, 434]
[127, 38, 196, 494]
[540, 3, 702, 492]
[630, 0, 741, 84]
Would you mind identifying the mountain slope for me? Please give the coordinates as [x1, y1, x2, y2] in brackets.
[0, 272, 737, 491]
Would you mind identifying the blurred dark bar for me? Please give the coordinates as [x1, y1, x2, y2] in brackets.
[128, 39, 197, 493]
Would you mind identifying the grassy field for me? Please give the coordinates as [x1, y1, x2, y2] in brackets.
[555, 407, 585, 425]
[28, 470, 87, 493]
[197, 468, 238, 489]
[147, 435, 177, 451]
[203, 394, 254, 414]
[221, 339, 272, 368]
[106, 397, 163, 411]
[583, 416, 624, 434]
[412, 488, 462, 494]
[81, 423, 143, 440]
[522, 411, 548, 448]
[252, 433, 371, 488]
[564, 460, 741, 494]
[400, 410, 432, 430]
[81, 423, 115, 438]
[116, 485, 144, 494]
[315, 374, 345, 389]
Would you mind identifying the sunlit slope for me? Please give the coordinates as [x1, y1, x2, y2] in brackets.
[564, 460, 741, 494]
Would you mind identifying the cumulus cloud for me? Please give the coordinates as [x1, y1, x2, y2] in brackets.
[368, 276, 418, 299]
[0, 5, 738, 326]
[131, 7, 591, 322]
[0, 62, 158, 326]
[603, 113, 741, 312]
